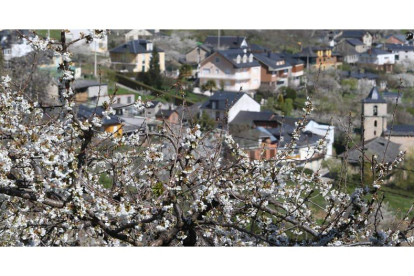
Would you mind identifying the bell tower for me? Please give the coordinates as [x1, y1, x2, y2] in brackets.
[362, 86, 387, 141]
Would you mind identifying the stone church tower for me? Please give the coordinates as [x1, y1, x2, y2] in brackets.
[362, 87, 388, 141]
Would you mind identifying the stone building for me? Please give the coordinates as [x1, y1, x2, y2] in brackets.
[362, 86, 414, 151]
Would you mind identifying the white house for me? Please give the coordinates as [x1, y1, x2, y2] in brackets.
[124, 29, 159, 41]
[384, 44, 414, 65]
[0, 30, 33, 63]
[304, 120, 335, 158]
[198, 49, 262, 93]
[358, 49, 395, 73]
[200, 91, 261, 124]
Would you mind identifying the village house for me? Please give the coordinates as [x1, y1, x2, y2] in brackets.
[72, 80, 136, 106]
[109, 40, 165, 73]
[203, 36, 248, 51]
[0, 30, 33, 66]
[253, 52, 292, 90]
[383, 44, 414, 64]
[198, 49, 261, 93]
[385, 34, 409, 45]
[124, 29, 161, 41]
[339, 70, 386, 90]
[382, 90, 403, 103]
[179, 44, 212, 76]
[155, 109, 180, 125]
[279, 53, 305, 87]
[293, 46, 342, 70]
[358, 48, 395, 73]
[230, 110, 334, 168]
[338, 30, 373, 48]
[335, 39, 370, 64]
[200, 91, 261, 125]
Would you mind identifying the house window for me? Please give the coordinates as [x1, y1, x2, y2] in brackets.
[374, 120, 377, 127]
[373, 105, 378, 116]
[211, 100, 218, 109]
[253, 79, 259, 85]
[215, 111, 220, 120]
[127, 96, 132, 104]
[225, 69, 231, 74]
[395, 55, 399, 60]
[215, 57, 220, 63]
[142, 65, 145, 72]
[203, 68, 210, 74]
[215, 69, 219, 74]
[374, 131, 377, 136]
[117, 98, 121, 104]
[253, 67, 259, 73]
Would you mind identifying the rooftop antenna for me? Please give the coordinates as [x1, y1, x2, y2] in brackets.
[218, 29, 220, 50]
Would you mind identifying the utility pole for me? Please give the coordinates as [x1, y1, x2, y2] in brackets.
[218, 29, 220, 50]
[94, 39, 97, 77]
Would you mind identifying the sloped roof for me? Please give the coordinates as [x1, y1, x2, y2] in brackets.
[213, 49, 260, 68]
[73, 80, 107, 90]
[382, 91, 403, 99]
[385, 34, 406, 42]
[156, 109, 177, 119]
[254, 52, 292, 71]
[384, 125, 414, 136]
[346, 38, 365, 46]
[204, 36, 247, 49]
[341, 30, 370, 39]
[231, 110, 279, 125]
[75, 105, 121, 126]
[201, 91, 251, 111]
[340, 71, 378, 80]
[345, 137, 401, 164]
[279, 52, 304, 66]
[109, 40, 164, 54]
[385, 43, 414, 51]
[360, 48, 391, 56]
[363, 86, 386, 103]
[249, 43, 267, 53]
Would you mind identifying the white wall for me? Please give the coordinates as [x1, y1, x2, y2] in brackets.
[228, 94, 260, 122]
[304, 120, 335, 158]
[95, 94, 135, 106]
[393, 50, 414, 64]
[377, 53, 395, 65]
[87, 85, 109, 98]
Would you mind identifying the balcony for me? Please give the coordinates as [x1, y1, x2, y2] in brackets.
[198, 72, 251, 80]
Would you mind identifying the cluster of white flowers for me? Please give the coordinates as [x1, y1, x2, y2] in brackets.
[1, 75, 11, 88]
[30, 36, 49, 51]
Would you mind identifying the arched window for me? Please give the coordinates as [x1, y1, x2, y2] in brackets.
[373, 105, 378, 116]
[374, 131, 377, 136]
[374, 120, 377, 127]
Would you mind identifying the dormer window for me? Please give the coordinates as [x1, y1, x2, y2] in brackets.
[146, 42, 153, 51]
[211, 100, 218, 109]
[243, 54, 247, 63]
[215, 57, 220, 63]
[373, 105, 378, 116]
[236, 55, 241, 64]
[249, 54, 253, 63]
